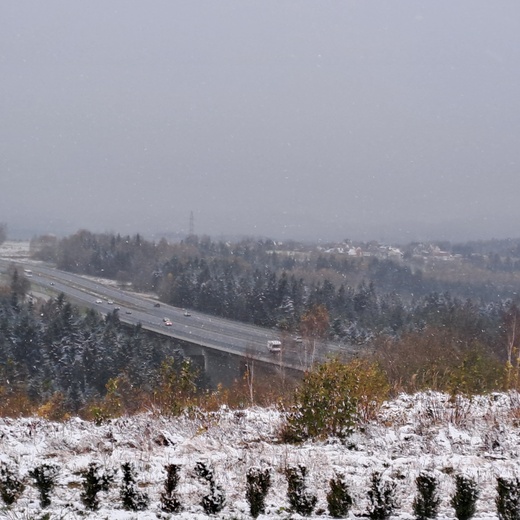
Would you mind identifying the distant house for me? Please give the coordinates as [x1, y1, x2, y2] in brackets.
[430, 245, 451, 260]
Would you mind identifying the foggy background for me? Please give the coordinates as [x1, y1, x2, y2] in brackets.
[1, 1, 519, 243]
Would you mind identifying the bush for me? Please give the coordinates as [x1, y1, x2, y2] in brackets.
[327, 472, 353, 518]
[120, 462, 149, 511]
[413, 472, 440, 520]
[160, 463, 182, 513]
[281, 357, 389, 442]
[195, 461, 226, 514]
[28, 464, 60, 508]
[496, 477, 520, 520]
[451, 474, 479, 520]
[246, 467, 272, 518]
[0, 462, 25, 506]
[285, 464, 317, 516]
[366, 471, 397, 520]
[80, 462, 114, 511]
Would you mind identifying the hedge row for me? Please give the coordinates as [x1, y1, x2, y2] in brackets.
[1, 461, 518, 519]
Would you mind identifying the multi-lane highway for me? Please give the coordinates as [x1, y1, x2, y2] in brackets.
[0, 258, 354, 370]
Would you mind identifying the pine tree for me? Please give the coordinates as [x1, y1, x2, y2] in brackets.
[160, 464, 182, 513]
[0, 462, 25, 506]
[366, 471, 397, 520]
[80, 462, 114, 511]
[246, 467, 272, 518]
[285, 465, 317, 516]
[413, 472, 440, 520]
[120, 462, 149, 511]
[451, 474, 479, 520]
[496, 477, 520, 520]
[327, 472, 353, 518]
[195, 461, 226, 514]
[28, 464, 59, 508]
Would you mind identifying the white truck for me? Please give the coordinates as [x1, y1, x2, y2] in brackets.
[267, 340, 281, 353]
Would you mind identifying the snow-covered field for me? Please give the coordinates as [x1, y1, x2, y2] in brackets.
[1, 392, 520, 518]
[0, 241, 30, 259]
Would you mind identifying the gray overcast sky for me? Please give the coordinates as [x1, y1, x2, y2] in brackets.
[2, 1, 520, 243]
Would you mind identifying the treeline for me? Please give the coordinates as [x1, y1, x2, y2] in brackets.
[1, 266, 519, 422]
[30, 230, 517, 345]
[1, 268, 294, 419]
[0, 274, 193, 418]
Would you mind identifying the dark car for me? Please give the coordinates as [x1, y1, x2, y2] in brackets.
[154, 303, 161, 307]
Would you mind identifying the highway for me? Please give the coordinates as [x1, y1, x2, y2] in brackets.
[0, 258, 354, 371]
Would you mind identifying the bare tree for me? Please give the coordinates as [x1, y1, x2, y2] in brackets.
[300, 304, 330, 368]
[504, 302, 520, 389]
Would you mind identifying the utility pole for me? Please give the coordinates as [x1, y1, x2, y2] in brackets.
[189, 211, 194, 236]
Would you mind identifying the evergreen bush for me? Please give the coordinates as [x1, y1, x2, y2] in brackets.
[327, 472, 353, 518]
[280, 358, 388, 443]
[0, 462, 25, 506]
[160, 463, 182, 513]
[366, 471, 397, 520]
[79, 462, 114, 511]
[28, 464, 60, 508]
[413, 472, 440, 520]
[280, 360, 357, 442]
[195, 461, 226, 514]
[451, 474, 479, 520]
[120, 462, 149, 511]
[496, 477, 520, 520]
[285, 464, 317, 516]
[246, 467, 272, 518]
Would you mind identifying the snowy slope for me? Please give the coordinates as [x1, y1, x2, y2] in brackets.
[1, 392, 519, 518]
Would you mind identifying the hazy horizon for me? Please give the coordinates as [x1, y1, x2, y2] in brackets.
[2, 2, 520, 244]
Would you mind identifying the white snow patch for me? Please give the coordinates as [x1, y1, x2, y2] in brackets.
[0, 393, 519, 517]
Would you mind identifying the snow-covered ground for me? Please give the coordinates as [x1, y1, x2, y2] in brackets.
[0, 241, 30, 259]
[1, 392, 519, 518]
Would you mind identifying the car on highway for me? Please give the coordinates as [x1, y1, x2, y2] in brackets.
[267, 340, 281, 352]
[154, 303, 161, 307]
[95, 299, 103, 304]
[183, 310, 191, 317]
[164, 319, 172, 326]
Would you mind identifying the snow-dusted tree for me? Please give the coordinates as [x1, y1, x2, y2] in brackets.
[120, 462, 149, 511]
[246, 467, 272, 518]
[0, 462, 25, 506]
[451, 474, 479, 520]
[195, 461, 226, 514]
[496, 476, 520, 520]
[413, 472, 440, 520]
[28, 463, 59, 508]
[285, 464, 317, 516]
[281, 357, 388, 442]
[366, 471, 397, 520]
[280, 359, 357, 443]
[80, 462, 114, 511]
[9, 266, 30, 302]
[160, 463, 182, 513]
[327, 472, 353, 518]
